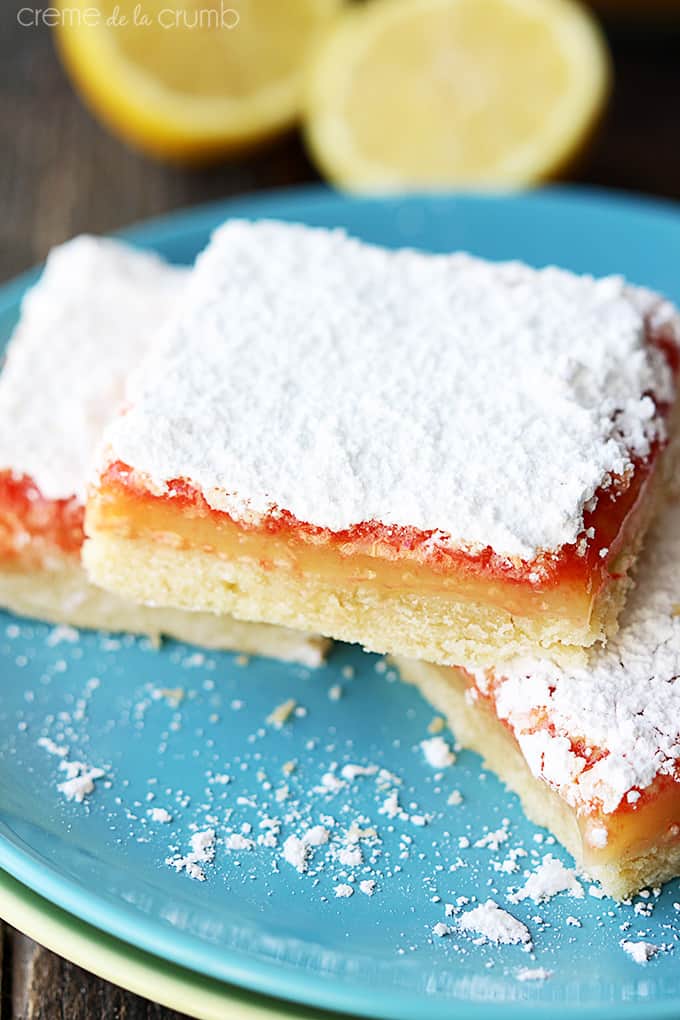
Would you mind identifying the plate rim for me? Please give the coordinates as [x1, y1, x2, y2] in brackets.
[2, 184, 680, 1019]
[0, 867, 353, 1020]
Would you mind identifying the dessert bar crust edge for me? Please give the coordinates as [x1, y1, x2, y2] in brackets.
[394, 656, 680, 902]
[83, 422, 678, 669]
[0, 558, 329, 667]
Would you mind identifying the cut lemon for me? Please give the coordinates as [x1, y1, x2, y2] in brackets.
[54, 0, 343, 163]
[303, 0, 610, 191]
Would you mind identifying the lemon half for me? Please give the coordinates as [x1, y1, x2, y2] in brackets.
[55, 0, 343, 163]
[303, 0, 611, 191]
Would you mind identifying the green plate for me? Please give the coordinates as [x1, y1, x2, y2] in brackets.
[0, 868, 350, 1020]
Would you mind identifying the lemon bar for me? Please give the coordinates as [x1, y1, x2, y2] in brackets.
[396, 496, 680, 899]
[84, 221, 680, 667]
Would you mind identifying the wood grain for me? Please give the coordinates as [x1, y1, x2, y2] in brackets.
[1, 5, 679, 1017]
[3, 927, 189, 1019]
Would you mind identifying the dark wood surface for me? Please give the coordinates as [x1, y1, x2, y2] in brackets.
[1, 6, 680, 1017]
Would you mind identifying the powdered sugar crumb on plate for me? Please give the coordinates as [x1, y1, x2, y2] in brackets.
[57, 760, 105, 803]
[458, 900, 532, 948]
[420, 736, 455, 768]
[517, 967, 553, 982]
[148, 807, 173, 824]
[621, 940, 661, 964]
[166, 828, 216, 882]
[508, 855, 584, 904]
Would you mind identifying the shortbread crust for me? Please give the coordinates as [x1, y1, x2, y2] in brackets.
[395, 499, 680, 899]
[0, 236, 328, 666]
[86, 221, 680, 665]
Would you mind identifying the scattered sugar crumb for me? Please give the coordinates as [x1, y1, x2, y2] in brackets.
[166, 828, 215, 881]
[474, 827, 509, 851]
[458, 900, 532, 947]
[57, 760, 105, 802]
[517, 967, 552, 982]
[621, 940, 660, 964]
[447, 790, 463, 806]
[38, 736, 69, 758]
[432, 922, 452, 937]
[316, 771, 346, 795]
[46, 624, 79, 647]
[420, 736, 455, 769]
[338, 845, 362, 867]
[328, 684, 343, 701]
[153, 687, 185, 707]
[210, 772, 231, 786]
[341, 763, 378, 781]
[334, 883, 354, 899]
[379, 791, 401, 819]
[282, 835, 310, 873]
[267, 699, 297, 728]
[148, 807, 172, 823]
[190, 829, 216, 860]
[225, 833, 254, 851]
[360, 879, 376, 897]
[509, 855, 584, 904]
[345, 820, 377, 843]
[303, 825, 329, 847]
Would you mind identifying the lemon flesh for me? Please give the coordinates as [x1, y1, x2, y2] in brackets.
[55, 0, 343, 163]
[304, 0, 610, 190]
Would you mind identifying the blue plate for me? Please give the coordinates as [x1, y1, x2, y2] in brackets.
[2, 187, 680, 1020]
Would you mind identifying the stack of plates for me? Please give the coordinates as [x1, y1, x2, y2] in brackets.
[1, 188, 680, 1020]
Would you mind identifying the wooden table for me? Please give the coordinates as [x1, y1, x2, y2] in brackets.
[1, 6, 679, 1016]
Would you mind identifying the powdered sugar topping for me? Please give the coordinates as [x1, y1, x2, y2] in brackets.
[101, 220, 677, 560]
[0, 236, 186, 501]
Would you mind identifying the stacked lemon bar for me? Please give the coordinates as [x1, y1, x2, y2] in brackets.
[39, 220, 680, 900]
[0, 235, 328, 666]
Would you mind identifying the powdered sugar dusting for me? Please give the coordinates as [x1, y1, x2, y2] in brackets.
[101, 221, 677, 561]
[508, 855, 584, 904]
[166, 827, 216, 881]
[0, 236, 186, 501]
[458, 899, 532, 947]
[57, 760, 105, 802]
[621, 940, 660, 964]
[517, 967, 553, 982]
[421, 736, 456, 768]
